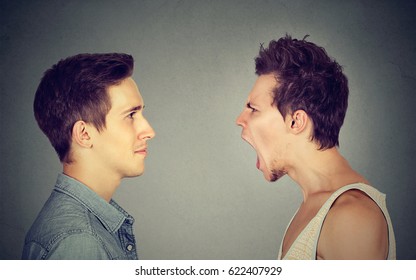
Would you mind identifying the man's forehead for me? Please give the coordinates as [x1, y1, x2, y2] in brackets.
[108, 77, 144, 110]
[248, 74, 277, 102]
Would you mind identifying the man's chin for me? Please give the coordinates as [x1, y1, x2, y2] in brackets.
[125, 167, 145, 178]
[263, 169, 286, 182]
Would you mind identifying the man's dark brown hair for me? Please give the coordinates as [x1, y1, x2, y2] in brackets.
[255, 35, 348, 149]
[34, 53, 134, 162]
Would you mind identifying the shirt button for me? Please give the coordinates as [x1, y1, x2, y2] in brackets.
[126, 244, 134, 251]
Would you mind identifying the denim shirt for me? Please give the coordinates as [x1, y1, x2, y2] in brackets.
[22, 173, 138, 260]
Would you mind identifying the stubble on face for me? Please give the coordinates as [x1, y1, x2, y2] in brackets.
[269, 162, 287, 182]
[268, 154, 288, 182]
[270, 169, 287, 182]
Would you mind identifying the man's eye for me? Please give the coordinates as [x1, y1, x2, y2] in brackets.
[127, 111, 137, 119]
[246, 104, 258, 112]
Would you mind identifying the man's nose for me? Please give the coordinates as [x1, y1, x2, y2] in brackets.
[236, 111, 245, 127]
[139, 117, 156, 140]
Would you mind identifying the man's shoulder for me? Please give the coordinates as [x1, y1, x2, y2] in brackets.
[329, 189, 385, 224]
[24, 190, 96, 246]
[22, 189, 116, 259]
[39, 189, 92, 223]
[318, 189, 388, 259]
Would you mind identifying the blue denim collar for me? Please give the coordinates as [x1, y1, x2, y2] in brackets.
[54, 173, 133, 233]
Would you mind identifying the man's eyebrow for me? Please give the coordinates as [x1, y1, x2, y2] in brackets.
[121, 105, 144, 115]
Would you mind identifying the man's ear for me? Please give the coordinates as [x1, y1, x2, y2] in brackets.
[288, 110, 309, 134]
[72, 120, 93, 148]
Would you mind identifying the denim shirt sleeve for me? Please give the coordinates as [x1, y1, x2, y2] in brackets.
[46, 232, 111, 260]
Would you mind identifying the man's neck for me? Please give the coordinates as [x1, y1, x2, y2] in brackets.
[63, 162, 120, 202]
[286, 147, 367, 202]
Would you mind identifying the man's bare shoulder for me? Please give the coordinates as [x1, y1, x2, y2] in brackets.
[318, 189, 388, 260]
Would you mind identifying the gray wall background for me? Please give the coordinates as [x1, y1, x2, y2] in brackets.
[1, 0, 415, 260]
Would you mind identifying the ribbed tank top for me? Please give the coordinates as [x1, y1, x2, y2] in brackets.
[278, 183, 396, 260]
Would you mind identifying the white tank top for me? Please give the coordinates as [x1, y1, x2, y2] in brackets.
[278, 183, 396, 259]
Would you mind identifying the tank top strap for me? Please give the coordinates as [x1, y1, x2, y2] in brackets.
[311, 183, 396, 259]
[279, 183, 396, 259]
